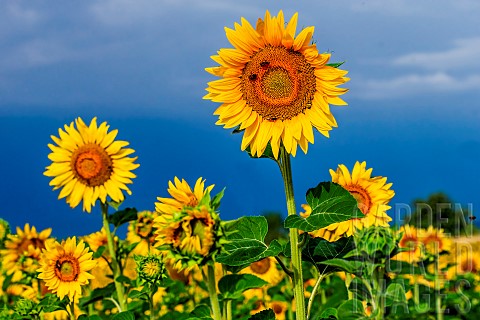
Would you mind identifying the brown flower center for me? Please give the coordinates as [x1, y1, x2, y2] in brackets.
[250, 258, 271, 274]
[460, 258, 478, 274]
[18, 237, 46, 254]
[242, 46, 316, 121]
[54, 256, 80, 282]
[399, 235, 417, 251]
[71, 144, 113, 186]
[345, 185, 372, 215]
[135, 217, 155, 240]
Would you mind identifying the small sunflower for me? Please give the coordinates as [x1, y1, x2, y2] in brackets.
[393, 225, 422, 263]
[134, 254, 167, 284]
[155, 177, 214, 216]
[204, 10, 349, 158]
[241, 257, 283, 286]
[126, 210, 159, 255]
[418, 225, 452, 255]
[267, 300, 288, 320]
[37, 236, 97, 300]
[44, 117, 139, 213]
[1, 224, 52, 280]
[154, 178, 221, 271]
[302, 161, 394, 242]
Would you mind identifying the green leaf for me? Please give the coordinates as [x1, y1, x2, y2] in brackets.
[386, 259, 425, 275]
[93, 245, 106, 259]
[326, 61, 345, 68]
[112, 311, 135, 320]
[216, 216, 282, 266]
[284, 182, 363, 232]
[248, 309, 276, 320]
[319, 307, 338, 319]
[318, 258, 364, 275]
[189, 304, 213, 319]
[245, 143, 276, 160]
[79, 283, 116, 307]
[385, 283, 407, 307]
[38, 294, 62, 313]
[313, 237, 355, 260]
[336, 299, 366, 320]
[128, 289, 146, 300]
[219, 274, 269, 300]
[107, 207, 138, 228]
[348, 277, 371, 301]
[211, 188, 225, 211]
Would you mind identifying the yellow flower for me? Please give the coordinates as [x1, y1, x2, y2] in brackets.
[204, 10, 349, 158]
[418, 225, 452, 255]
[267, 300, 288, 320]
[241, 257, 283, 286]
[302, 161, 394, 241]
[155, 177, 214, 216]
[1, 224, 52, 280]
[44, 117, 139, 213]
[126, 210, 160, 255]
[155, 206, 216, 271]
[394, 225, 423, 263]
[37, 237, 97, 300]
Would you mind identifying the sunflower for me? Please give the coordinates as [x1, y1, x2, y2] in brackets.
[393, 225, 422, 264]
[155, 177, 214, 216]
[126, 210, 160, 255]
[44, 117, 139, 213]
[204, 10, 349, 158]
[1, 224, 52, 280]
[37, 236, 97, 300]
[302, 161, 394, 242]
[418, 225, 452, 255]
[154, 177, 221, 271]
[267, 300, 288, 320]
[241, 257, 283, 286]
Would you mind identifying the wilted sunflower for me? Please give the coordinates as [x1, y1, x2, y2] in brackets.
[154, 178, 221, 271]
[241, 257, 283, 286]
[126, 210, 160, 255]
[1, 224, 52, 280]
[302, 161, 394, 242]
[44, 117, 139, 213]
[37, 237, 97, 300]
[204, 10, 349, 158]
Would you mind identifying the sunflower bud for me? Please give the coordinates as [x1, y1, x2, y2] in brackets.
[354, 226, 397, 261]
[14, 298, 36, 316]
[134, 254, 167, 285]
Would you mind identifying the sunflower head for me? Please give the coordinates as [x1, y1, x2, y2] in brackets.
[44, 117, 139, 213]
[204, 10, 349, 158]
[1, 224, 52, 278]
[241, 257, 283, 286]
[154, 178, 223, 271]
[126, 210, 160, 255]
[37, 236, 97, 300]
[418, 225, 452, 256]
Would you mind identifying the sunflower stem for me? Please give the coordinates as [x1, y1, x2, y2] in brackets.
[68, 298, 75, 320]
[306, 273, 324, 320]
[277, 146, 306, 320]
[101, 202, 127, 312]
[204, 264, 222, 320]
[275, 256, 294, 278]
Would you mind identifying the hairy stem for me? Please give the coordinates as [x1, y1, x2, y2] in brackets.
[204, 264, 222, 320]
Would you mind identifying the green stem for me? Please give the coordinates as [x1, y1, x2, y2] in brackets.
[68, 299, 75, 320]
[434, 254, 444, 320]
[149, 292, 155, 320]
[226, 300, 232, 320]
[204, 264, 222, 320]
[306, 274, 324, 320]
[277, 146, 306, 320]
[101, 202, 127, 312]
[373, 267, 385, 320]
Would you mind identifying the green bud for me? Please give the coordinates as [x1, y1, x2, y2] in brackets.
[14, 299, 36, 316]
[134, 254, 167, 285]
[354, 226, 396, 261]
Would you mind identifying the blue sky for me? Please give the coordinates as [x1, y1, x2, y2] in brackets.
[1, 0, 479, 239]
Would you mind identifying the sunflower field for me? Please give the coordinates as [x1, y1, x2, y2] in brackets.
[1, 10, 479, 320]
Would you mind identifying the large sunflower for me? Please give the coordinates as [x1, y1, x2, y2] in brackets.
[204, 10, 349, 158]
[302, 161, 394, 241]
[37, 236, 97, 300]
[44, 117, 139, 213]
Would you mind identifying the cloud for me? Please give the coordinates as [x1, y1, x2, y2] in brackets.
[393, 38, 480, 71]
[355, 72, 480, 99]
